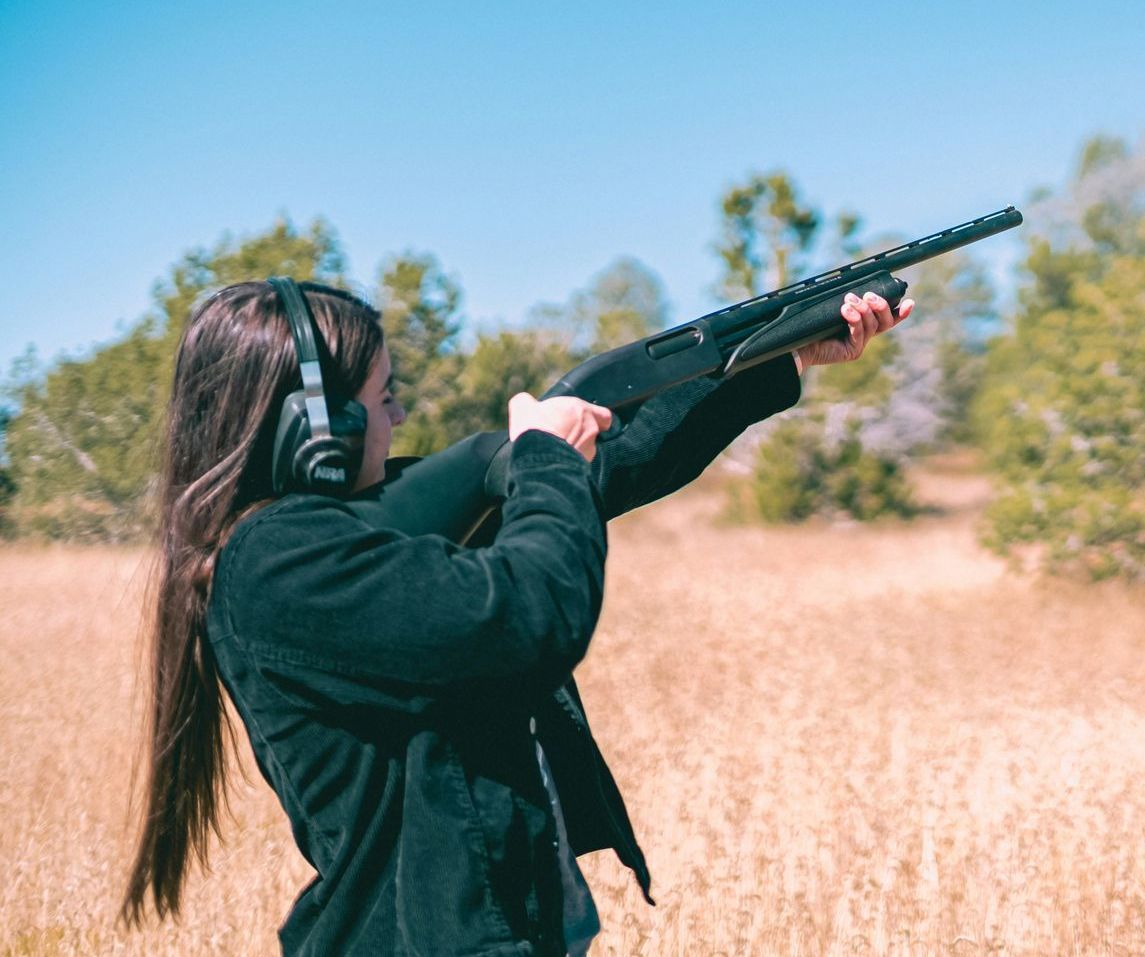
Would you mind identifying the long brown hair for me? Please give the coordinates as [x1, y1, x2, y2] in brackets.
[122, 280, 383, 923]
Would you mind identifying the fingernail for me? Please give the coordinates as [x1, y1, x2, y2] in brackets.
[863, 291, 881, 304]
[845, 292, 861, 305]
[842, 305, 859, 320]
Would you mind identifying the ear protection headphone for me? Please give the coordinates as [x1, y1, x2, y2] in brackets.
[268, 277, 368, 496]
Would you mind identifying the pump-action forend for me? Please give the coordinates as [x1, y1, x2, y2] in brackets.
[369, 206, 1023, 543]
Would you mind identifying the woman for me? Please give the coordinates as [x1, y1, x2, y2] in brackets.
[122, 279, 911, 955]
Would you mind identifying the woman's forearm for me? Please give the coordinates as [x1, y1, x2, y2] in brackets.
[592, 353, 801, 518]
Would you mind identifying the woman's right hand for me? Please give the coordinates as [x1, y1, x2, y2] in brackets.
[507, 393, 613, 462]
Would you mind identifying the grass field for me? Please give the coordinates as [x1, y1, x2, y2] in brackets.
[3, 459, 1144, 956]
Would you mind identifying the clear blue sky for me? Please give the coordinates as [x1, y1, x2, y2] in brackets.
[1, 0, 1142, 375]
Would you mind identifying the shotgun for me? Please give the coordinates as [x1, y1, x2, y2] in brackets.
[367, 207, 1023, 543]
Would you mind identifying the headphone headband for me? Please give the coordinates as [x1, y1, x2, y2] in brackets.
[267, 276, 330, 440]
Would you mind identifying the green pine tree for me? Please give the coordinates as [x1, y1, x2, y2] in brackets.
[5, 218, 347, 539]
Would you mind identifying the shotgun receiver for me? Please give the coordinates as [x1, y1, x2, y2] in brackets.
[366, 207, 1023, 542]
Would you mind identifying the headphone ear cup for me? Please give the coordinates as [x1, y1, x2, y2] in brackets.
[272, 392, 369, 495]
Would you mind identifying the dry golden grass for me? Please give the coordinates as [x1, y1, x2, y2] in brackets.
[3, 461, 1145, 956]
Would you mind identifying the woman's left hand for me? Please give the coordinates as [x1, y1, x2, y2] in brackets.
[796, 291, 915, 370]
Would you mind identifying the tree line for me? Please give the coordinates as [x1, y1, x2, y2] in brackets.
[2, 133, 1142, 581]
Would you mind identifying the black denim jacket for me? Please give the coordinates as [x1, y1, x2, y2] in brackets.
[207, 357, 800, 956]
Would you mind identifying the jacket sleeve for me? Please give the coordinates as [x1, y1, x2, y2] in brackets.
[592, 353, 801, 518]
[214, 430, 606, 706]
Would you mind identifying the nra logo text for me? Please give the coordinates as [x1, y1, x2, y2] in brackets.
[315, 466, 346, 482]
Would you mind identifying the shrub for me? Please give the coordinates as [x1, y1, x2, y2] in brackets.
[735, 415, 917, 524]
